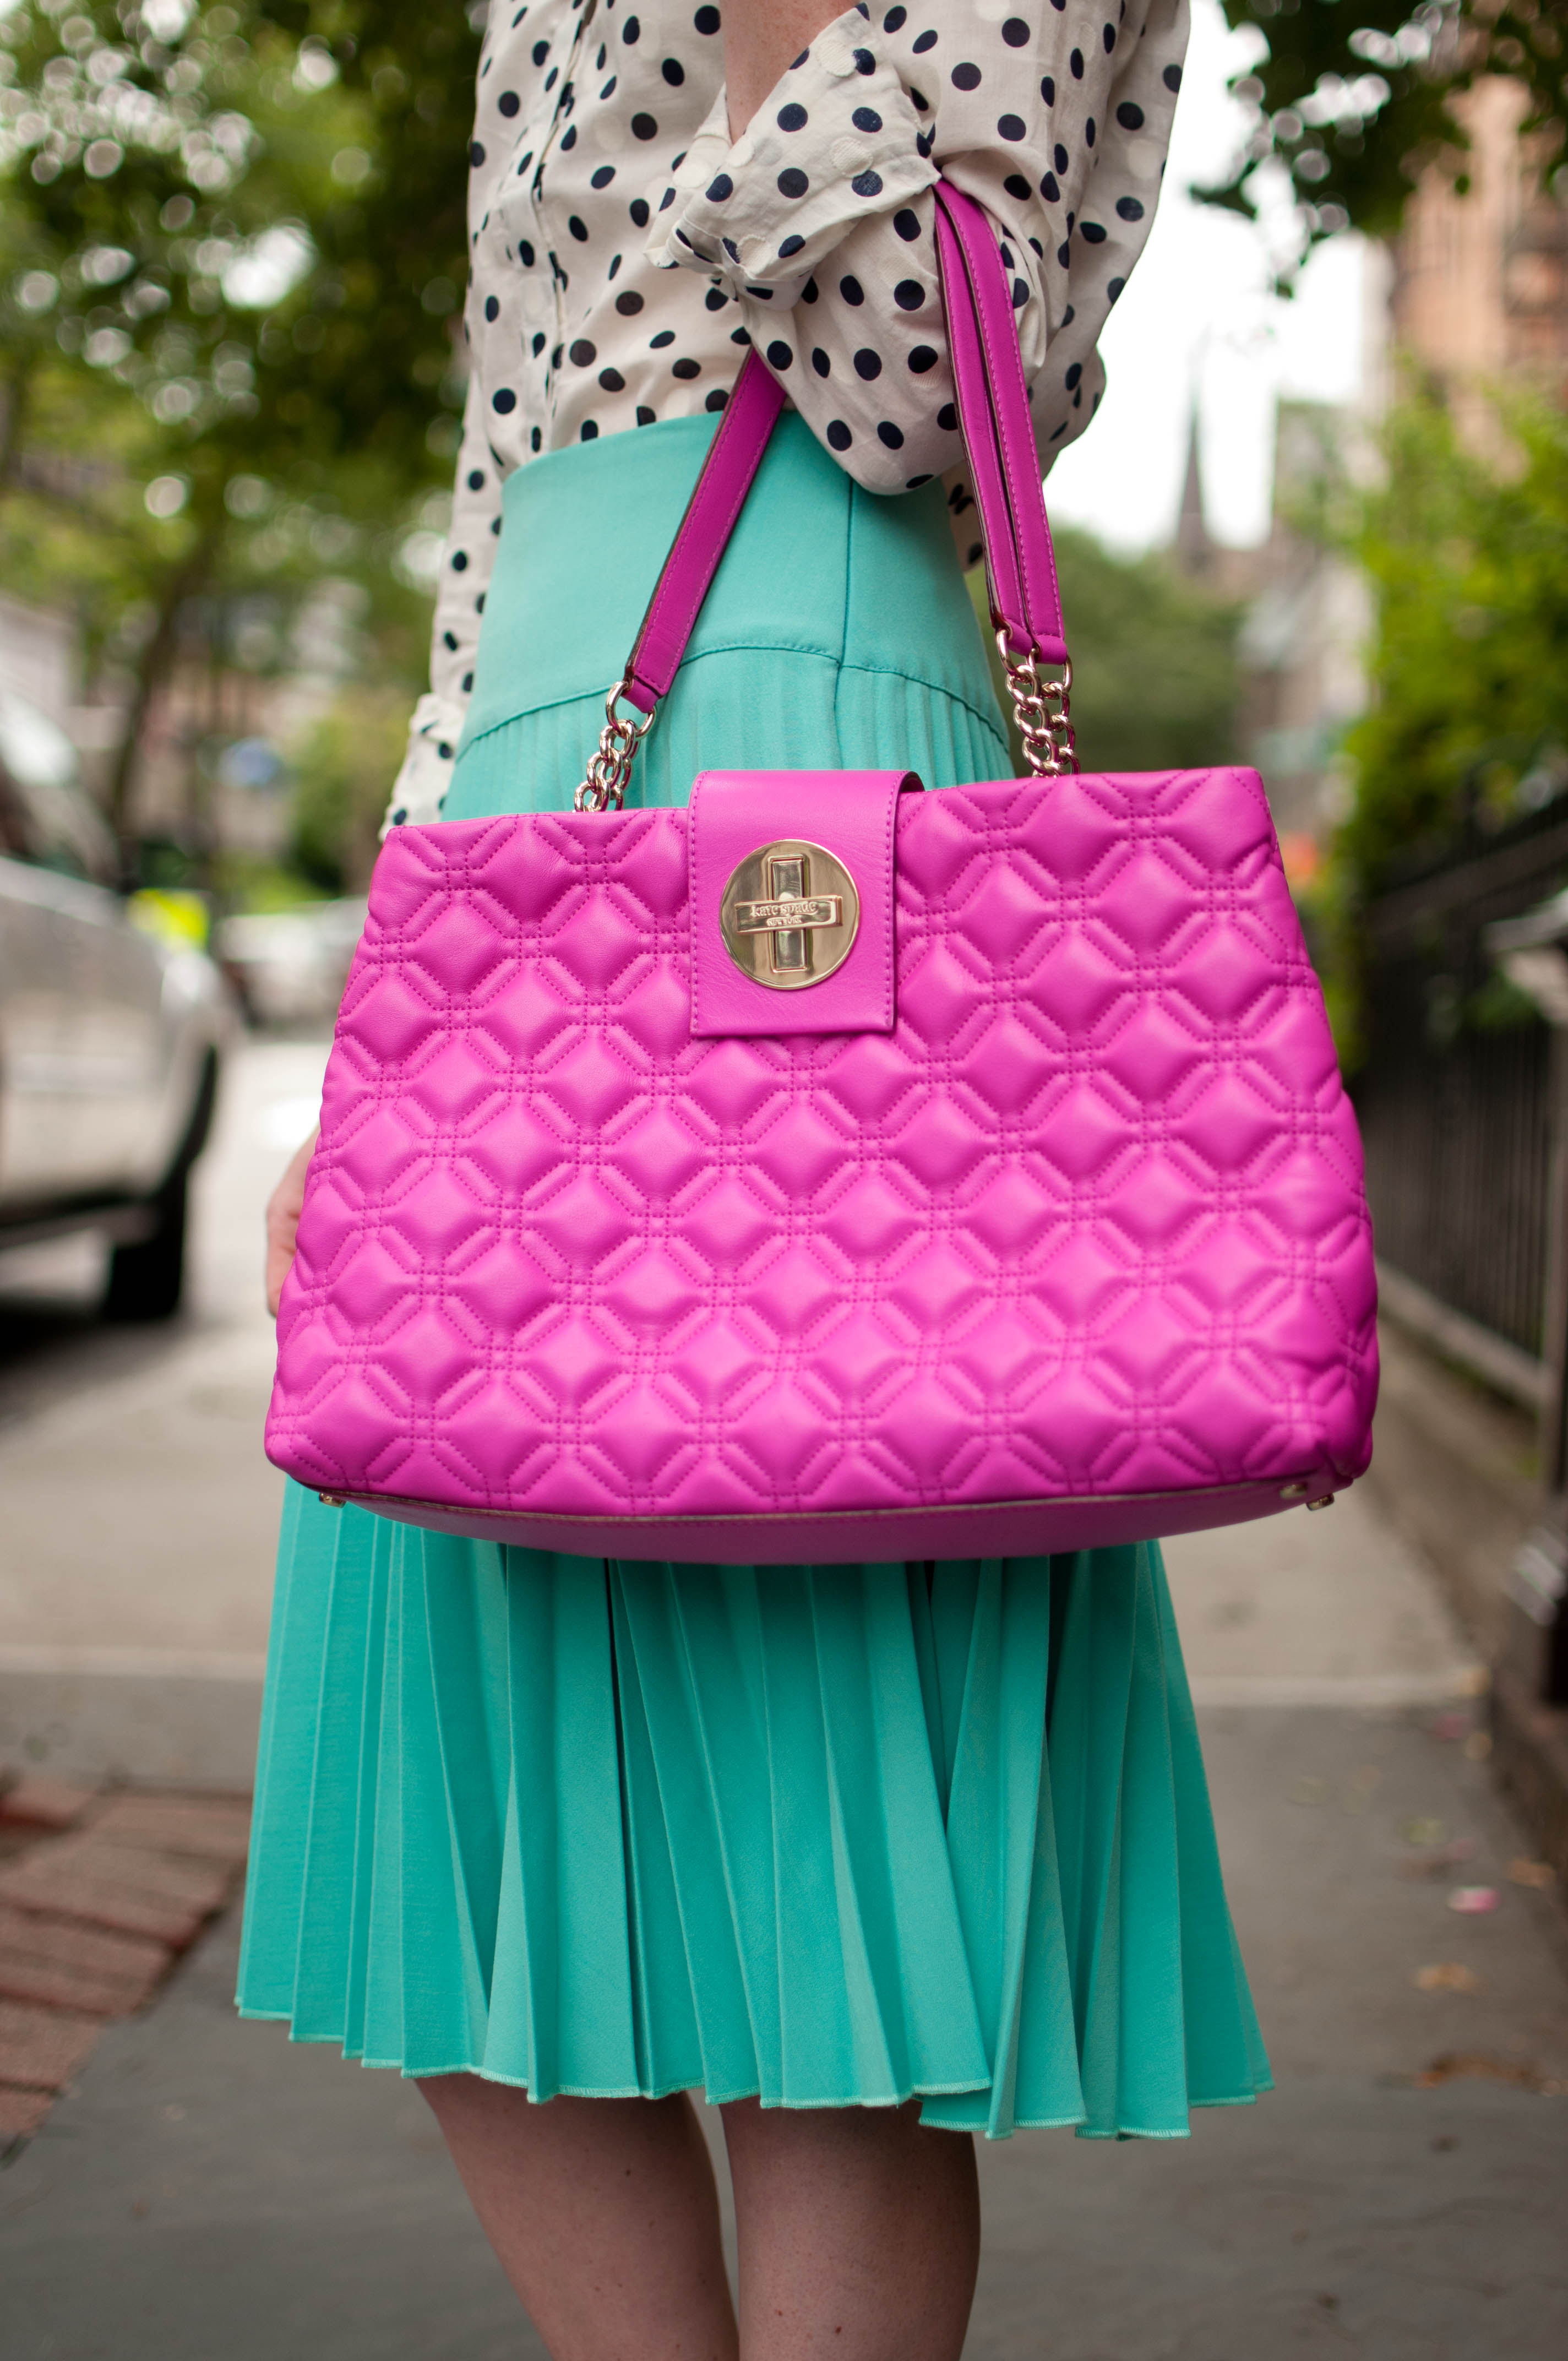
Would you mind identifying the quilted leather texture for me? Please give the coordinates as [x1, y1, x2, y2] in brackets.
[266, 768, 1379, 1543]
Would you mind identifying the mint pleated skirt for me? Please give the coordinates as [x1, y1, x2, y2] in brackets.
[237, 412, 1272, 2139]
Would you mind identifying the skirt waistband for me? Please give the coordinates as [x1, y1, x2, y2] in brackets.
[460, 411, 998, 750]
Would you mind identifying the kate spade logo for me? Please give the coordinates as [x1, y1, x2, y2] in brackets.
[719, 840, 859, 990]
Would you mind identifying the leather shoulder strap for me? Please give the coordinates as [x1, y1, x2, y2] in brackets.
[617, 177, 1070, 715]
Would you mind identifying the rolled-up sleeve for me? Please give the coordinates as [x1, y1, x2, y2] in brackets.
[647, 0, 1188, 514]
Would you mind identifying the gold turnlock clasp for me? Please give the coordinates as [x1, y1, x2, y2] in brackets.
[720, 841, 859, 989]
[574, 679, 656, 812]
[997, 632, 1076, 778]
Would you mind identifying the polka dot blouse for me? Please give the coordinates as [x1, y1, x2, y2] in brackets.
[387, 0, 1190, 825]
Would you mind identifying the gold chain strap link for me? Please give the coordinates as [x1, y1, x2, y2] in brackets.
[997, 633, 1076, 777]
[574, 681, 656, 812]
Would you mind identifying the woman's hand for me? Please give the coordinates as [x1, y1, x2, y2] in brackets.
[266, 1126, 318, 1317]
[723, 0, 846, 135]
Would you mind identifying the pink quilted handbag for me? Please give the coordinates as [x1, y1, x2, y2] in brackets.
[266, 186, 1378, 1563]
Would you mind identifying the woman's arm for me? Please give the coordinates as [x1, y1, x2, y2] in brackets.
[266, 1127, 317, 1317]
[654, 1, 1189, 501]
[723, 0, 847, 135]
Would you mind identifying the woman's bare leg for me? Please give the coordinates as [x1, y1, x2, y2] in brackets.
[721, 2098, 980, 2361]
[420, 2077, 737, 2361]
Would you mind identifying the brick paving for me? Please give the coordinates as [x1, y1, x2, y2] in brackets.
[0, 1777, 249, 2142]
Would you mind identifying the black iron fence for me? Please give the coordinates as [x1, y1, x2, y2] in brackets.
[1353, 803, 1568, 1367]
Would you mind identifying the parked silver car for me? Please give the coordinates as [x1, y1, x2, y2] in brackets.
[0, 688, 230, 1319]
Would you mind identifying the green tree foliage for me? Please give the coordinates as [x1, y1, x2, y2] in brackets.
[0, 0, 481, 828]
[288, 680, 410, 890]
[1340, 389, 1568, 891]
[1202, 2, 1567, 277]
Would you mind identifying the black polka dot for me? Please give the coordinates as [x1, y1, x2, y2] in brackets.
[966, 541, 982, 566]
[533, 38, 549, 63]
[672, 356, 701, 378]
[1055, 241, 1070, 266]
[840, 274, 865, 304]
[812, 347, 831, 376]
[853, 47, 875, 72]
[1070, 47, 1084, 77]
[636, 404, 656, 424]
[391, 808, 407, 826]
[1164, 63, 1182, 91]
[779, 233, 805, 258]
[1054, 143, 1068, 171]
[492, 387, 516, 413]
[908, 345, 938, 372]
[442, 632, 456, 650]
[912, 28, 937, 52]
[451, 550, 468, 572]
[590, 166, 616, 192]
[731, 324, 751, 344]
[662, 57, 684, 83]
[623, 14, 640, 40]
[467, 469, 485, 491]
[484, 295, 499, 320]
[519, 241, 535, 266]
[1104, 20, 1117, 48]
[569, 339, 596, 366]
[706, 173, 733, 202]
[650, 329, 676, 348]
[1012, 278, 1028, 306]
[530, 426, 542, 451]
[581, 420, 598, 440]
[852, 170, 883, 197]
[894, 280, 924, 311]
[951, 61, 981, 89]
[598, 365, 626, 390]
[777, 101, 808, 131]
[630, 112, 658, 139]
[1004, 172, 1031, 200]
[1080, 221, 1106, 243]
[766, 339, 794, 369]
[498, 90, 520, 116]
[568, 215, 589, 241]
[705, 387, 728, 411]
[1086, 117, 1096, 146]
[1064, 362, 1082, 388]
[629, 198, 650, 227]
[998, 113, 1026, 140]
[876, 421, 905, 449]
[1041, 74, 1055, 104]
[1116, 195, 1145, 221]
[695, 4, 721, 29]
[470, 141, 486, 166]
[803, 276, 820, 301]
[937, 402, 957, 432]
[778, 167, 809, 198]
[1107, 276, 1125, 302]
[1002, 15, 1029, 43]
[853, 106, 883, 132]
[906, 474, 932, 488]
[853, 348, 883, 380]
[884, 4, 907, 25]
[531, 331, 546, 355]
[826, 419, 853, 450]
[560, 125, 577, 150]
[705, 286, 728, 311]
[1117, 101, 1145, 131]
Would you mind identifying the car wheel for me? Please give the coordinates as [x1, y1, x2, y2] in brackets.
[104, 1172, 189, 1322]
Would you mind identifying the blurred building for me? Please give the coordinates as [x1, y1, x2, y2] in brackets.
[1393, 75, 1568, 421]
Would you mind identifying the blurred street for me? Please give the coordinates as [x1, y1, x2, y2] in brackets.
[0, 1034, 1564, 2354]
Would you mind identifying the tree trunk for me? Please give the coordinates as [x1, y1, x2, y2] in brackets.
[105, 527, 220, 844]
[0, 356, 34, 501]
